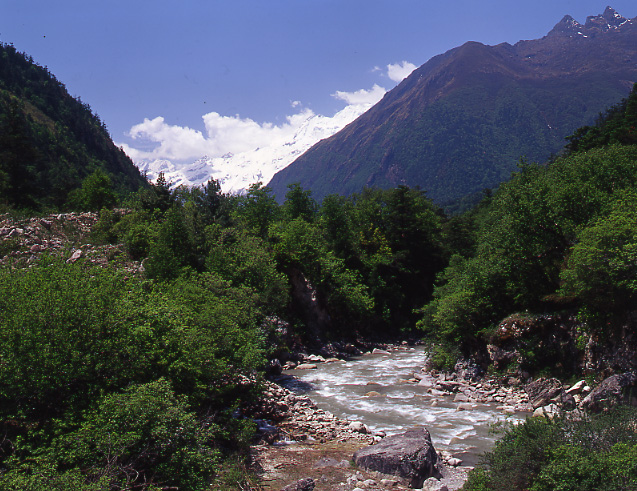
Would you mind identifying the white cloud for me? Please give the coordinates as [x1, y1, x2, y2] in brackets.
[120, 61, 416, 165]
[386, 61, 417, 82]
[120, 109, 316, 163]
[331, 84, 386, 106]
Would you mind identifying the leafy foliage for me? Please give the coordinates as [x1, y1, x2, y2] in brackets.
[66, 169, 117, 211]
[421, 143, 637, 355]
[0, 259, 264, 488]
[49, 379, 218, 490]
[560, 191, 637, 315]
[463, 407, 637, 491]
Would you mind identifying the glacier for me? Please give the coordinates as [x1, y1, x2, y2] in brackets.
[134, 101, 378, 195]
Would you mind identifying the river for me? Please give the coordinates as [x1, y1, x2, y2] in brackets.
[282, 346, 524, 467]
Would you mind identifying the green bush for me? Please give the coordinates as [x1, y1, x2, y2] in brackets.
[89, 207, 120, 244]
[51, 379, 218, 490]
[560, 191, 637, 318]
[205, 227, 289, 312]
[0, 258, 266, 488]
[66, 169, 118, 211]
[463, 407, 637, 491]
[531, 443, 637, 491]
[0, 462, 109, 491]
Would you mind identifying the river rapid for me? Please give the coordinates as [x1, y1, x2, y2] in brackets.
[283, 346, 524, 467]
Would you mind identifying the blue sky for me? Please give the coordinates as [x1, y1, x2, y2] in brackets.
[3, 1, 637, 163]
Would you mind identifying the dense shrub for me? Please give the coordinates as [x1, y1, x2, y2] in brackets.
[421, 144, 637, 355]
[463, 407, 637, 491]
[0, 259, 265, 488]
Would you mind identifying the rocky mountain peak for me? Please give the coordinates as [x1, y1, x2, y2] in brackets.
[585, 6, 630, 30]
[548, 14, 582, 36]
[268, 6, 637, 207]
[548, 7, 632, 38]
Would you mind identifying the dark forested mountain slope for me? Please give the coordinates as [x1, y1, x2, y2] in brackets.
[0, 43, 147, 209]
[268, 7, 637, 208]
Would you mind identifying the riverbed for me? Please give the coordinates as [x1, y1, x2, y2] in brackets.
[282, 346, 525, 467]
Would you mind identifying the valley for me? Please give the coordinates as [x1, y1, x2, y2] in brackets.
[1, 5, 637, 491]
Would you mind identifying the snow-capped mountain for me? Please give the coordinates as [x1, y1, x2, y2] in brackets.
[134, 101, 377, 194]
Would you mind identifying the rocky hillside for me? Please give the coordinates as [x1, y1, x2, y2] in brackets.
[0, 210, 142, 275]
[268, 7, 637, 209]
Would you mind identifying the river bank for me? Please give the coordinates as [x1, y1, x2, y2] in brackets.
[250, 344, 530, 490]
[250, 378, 470, 491]
[250, 341, 624, 490]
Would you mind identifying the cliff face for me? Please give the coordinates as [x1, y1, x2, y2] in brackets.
[268, 8, 637, 207]
[483, 311, 637, 380]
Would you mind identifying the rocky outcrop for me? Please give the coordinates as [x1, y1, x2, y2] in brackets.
[353, 428, 439, 488]
[525, 377, 575, 409]
[580, 372, 637, 412]
[486, 313, 580, 376]
[483, 312, 637, 383]
[583, 318, 637, 376]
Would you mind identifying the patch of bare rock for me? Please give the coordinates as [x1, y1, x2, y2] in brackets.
[0, 211, 143, 274]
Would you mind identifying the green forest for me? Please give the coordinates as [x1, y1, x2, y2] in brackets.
[2, 42, 637, 489]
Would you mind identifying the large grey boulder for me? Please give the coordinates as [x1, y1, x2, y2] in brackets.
[580, 372, 637, 412]
[525, 377, 575, 409]
[353, 428, 438, 487]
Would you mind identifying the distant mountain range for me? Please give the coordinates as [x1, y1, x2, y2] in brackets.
[135, 102, 377, 193]
[268, 7, 637, 208]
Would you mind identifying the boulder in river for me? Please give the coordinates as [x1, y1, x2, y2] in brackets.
[422, 477, 449, 490]
[353, 427, 439, 488]
[349, 421, 370, 434]
[372, 348, 391, 355]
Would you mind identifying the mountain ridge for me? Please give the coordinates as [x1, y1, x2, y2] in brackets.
[0, 43, 147, 209]
[268, 7, 637, 207]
